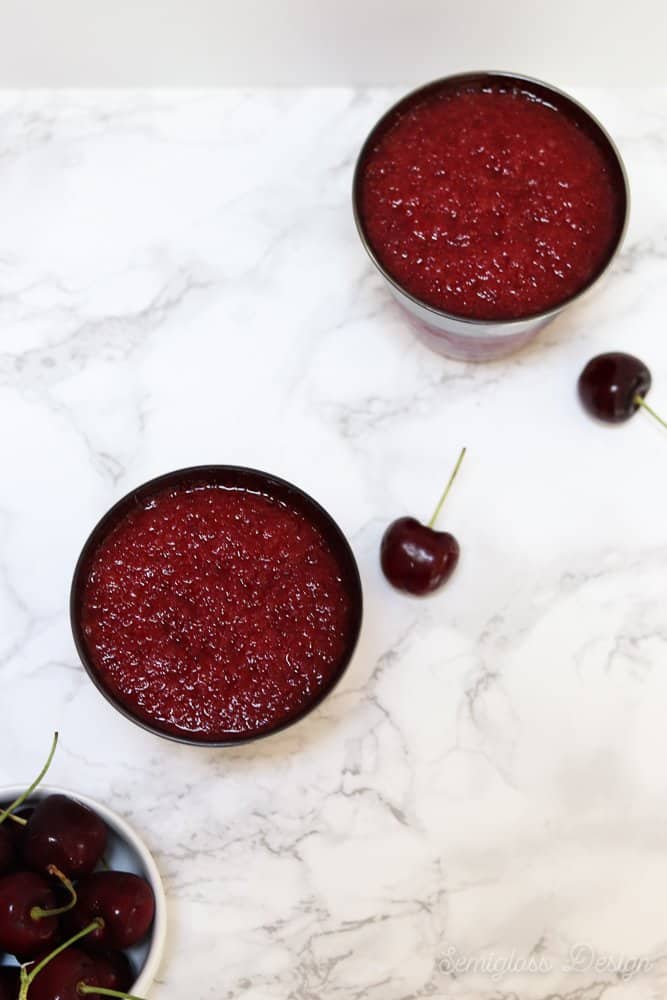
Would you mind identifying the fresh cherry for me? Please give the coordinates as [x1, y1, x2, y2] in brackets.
[26, 948, 104, 1000]
[23, 949, 142, 1000]
[0, 966, 20, 1000]
[381, 447, 465, 596]
[8, 809, 34, 855]
[578, 352, 667, 427]
[68, 871, 155, 951]
[23, 795, 107, 879]
[0, 826, 16, 875]
[0, 871, 61, 960]
[17, 920, 143, 1000]
[92, 951, 135, 993]
[0, 810, 36, 876]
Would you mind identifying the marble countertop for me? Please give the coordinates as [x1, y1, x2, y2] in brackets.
[1, 88, 667, 1000]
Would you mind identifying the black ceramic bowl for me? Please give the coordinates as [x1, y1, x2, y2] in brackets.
[71, 465, 363, 747]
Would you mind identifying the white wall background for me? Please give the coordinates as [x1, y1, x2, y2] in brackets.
[1, 0, 665, 87]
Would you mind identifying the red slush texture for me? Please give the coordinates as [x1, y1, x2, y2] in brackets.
[358, 83, 623, 321]
[80, 485, 354, 740]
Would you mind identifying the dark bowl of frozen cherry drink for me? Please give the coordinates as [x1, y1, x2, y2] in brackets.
[71, 466, 363, 746]
[353, 71, 629, 361]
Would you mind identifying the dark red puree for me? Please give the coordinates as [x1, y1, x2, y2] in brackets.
[359, 83, 623, 321]
[80, 484, 354, 740]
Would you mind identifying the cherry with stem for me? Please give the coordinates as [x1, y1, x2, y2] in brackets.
[24, 793, 108, 878]
[0, 865, 78, 959]
[19, 920, 104, 999]
[381, 447, 466, 596]
[19, 918, 145, 1000]
[578, 352, 667, 427]
[93, 952, 134, 994]
[0, 733, 59, 828]
[68, 870, 155, 950]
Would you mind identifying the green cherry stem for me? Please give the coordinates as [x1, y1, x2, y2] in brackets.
[6, 813, 28, 827]
[428, 447, 467, 529]
[635, 395, 667, 431]
[18, 919, 104, 1000]
[79, 988, 145, 999]
[30, 865, 77, 920]
[0, 731, 59, 826]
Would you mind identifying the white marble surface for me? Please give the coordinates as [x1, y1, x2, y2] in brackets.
[1, 88, 667, 1000]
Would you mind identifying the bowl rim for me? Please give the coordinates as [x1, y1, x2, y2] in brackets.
[70, 464, 364, 748]
[0, 783, 167, 994]
[352, 69, 631, 333]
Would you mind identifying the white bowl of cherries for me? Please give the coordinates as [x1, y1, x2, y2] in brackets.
[0, 735, 166, 1000]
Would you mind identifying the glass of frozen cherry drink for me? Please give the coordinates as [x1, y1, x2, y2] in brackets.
[353, 71, 629, 361]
